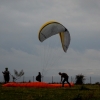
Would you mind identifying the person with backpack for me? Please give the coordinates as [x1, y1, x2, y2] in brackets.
[36, 72, 42, 82]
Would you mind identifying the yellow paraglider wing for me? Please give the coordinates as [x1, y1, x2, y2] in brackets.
[38, 21, 66, 42]
[59, 31, 70, 52]
[38, 21, 70, 52]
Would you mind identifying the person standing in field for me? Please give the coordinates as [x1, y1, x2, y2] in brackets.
[2, 68, 10, 83]
[59, 72, 71, 87]
[36, 72, 42, 82]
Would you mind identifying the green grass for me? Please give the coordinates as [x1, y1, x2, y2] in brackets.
[0, 84, 100, 100]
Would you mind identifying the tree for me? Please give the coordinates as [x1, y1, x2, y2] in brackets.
[75, 74, 85, 84]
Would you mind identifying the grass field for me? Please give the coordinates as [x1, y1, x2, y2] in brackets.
[0, 84, 100, 100]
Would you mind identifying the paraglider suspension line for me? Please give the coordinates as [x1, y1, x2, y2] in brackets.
[41, 33, 46, 39]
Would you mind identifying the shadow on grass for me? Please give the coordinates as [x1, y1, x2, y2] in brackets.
[79, 85, 90, 90]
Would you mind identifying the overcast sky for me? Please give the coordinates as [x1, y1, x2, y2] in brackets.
[0, 0, 100, 83]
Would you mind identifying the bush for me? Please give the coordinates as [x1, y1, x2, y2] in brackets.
[75, 74, 85, 85]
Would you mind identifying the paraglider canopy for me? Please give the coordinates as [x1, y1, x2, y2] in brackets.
[38, 21, 70, 52]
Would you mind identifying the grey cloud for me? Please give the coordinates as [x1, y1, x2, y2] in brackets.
[0, 0, 100, 83]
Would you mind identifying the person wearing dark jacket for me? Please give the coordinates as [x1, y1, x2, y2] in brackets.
[59, 72, 71, 87]
[36, 72, 42, 82]
[2, 68, 10, 83]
